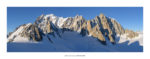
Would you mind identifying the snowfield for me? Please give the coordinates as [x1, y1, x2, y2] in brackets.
[7, 31, 143, 52]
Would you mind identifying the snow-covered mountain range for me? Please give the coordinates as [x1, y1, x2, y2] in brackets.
[7, 13, 143, 52]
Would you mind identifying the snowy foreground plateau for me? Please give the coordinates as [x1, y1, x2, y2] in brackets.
[7, 31, 143, 52]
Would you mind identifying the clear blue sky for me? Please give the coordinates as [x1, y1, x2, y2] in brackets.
[7, 7, 143, 34]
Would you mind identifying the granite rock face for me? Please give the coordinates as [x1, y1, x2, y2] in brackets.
[8, 23, 42, 42]
[125, 29, 139, 39]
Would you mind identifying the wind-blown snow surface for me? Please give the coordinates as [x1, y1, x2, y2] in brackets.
[7, 31, 143, 52]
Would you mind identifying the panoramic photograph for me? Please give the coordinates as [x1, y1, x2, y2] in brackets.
[7, 7, 143, 52]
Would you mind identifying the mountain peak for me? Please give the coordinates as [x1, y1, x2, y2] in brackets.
[44, 13, 54, 16]
[99, 13, 105, 17]
[75, 14, 83, 19]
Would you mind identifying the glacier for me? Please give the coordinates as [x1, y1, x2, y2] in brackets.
[7, 31, 143, 52]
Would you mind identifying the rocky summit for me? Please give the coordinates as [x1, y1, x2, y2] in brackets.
[7, 13, 140, 45]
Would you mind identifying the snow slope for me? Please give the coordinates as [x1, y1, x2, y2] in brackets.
[7, 31, 143, 52]
[8, 23, 32, 42]
[118, 32, 143, 46]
